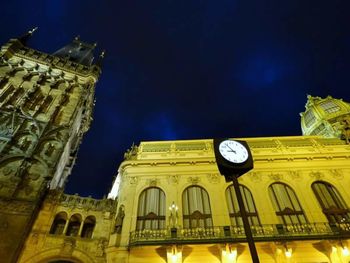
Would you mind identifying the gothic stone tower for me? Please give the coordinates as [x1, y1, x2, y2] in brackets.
[0, 30, 102, 262]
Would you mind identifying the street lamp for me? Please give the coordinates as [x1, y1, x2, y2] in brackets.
[169, 201, 179, 238]
[169, 202, 178, 228]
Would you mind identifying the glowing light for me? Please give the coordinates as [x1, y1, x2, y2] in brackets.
[171, 253, 178, 262]
[342, 247, 349, 256]
[228, 249, 237, 260]
[332, 246, 337, 253]
[169, 202, 178, 211]
[285, 248, 292, 258]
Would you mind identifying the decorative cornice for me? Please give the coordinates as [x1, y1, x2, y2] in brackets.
[46, 192, 115, 212]
[0, 199, 36, 214]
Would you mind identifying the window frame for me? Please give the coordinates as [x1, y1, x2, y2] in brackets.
[312, 181, 350, 223]
[225, 184, 261, 227]
[268, 182, 308, 225]
[182, 185, 213, 229]
[136, 187, 166, 230]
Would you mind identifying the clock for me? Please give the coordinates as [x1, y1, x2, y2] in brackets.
[213, 138, 253, 180]
[219, 140, 248, 164]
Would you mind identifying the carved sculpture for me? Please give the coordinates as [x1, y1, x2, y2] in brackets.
[341, 116, 350, 144]
[115, 205, 125, 234]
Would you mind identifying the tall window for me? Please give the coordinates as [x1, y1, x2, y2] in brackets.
[182, 186, 213, 228]
[50, 212, 67, 235]
[66, 214, 82, 237]
[81, 216, 96, 238]
[136, 187, 166, 230]
[312, 181, 350, 223]
[226, 184, 260, 226]
[269, 183, 307, 224]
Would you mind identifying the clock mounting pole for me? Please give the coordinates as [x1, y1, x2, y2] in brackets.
[230, 173, 260, 263]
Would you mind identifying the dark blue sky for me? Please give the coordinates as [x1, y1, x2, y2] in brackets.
[1, 0, 349, 198]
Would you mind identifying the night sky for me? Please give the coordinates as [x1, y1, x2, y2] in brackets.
[1, 0, 349, 198]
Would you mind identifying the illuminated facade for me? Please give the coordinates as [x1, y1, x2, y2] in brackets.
[0, 31, 102, 262]
[1, 33, 350, 263]
[106, 135, 350, 263]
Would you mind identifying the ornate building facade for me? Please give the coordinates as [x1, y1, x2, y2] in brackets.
[1, 33, 350, 263]
[0, 31, 103, 262]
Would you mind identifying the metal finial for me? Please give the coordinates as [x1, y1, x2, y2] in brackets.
[28, 27, 38, 35]
[95, 50, 106, 67]
[19, 26, 38, 44]
[100, 50, 105, 59]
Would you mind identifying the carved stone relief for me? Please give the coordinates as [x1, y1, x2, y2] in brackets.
[288, 170, 301, 180]
[329, 169, 344, 180]
[207, 173, 220, 184]
[188, 176, 200, 185]
[148, 179, 158, 187]
[128, 176, 138, 185]
[96, 237, 108, 257]
[167, 175, 179, 185]
[268, 173, 283, 181]
[60, 237, 76, 256]
[30, 231, 39, 244]
[0, 199, 35, 214]
[309, 171, 324, 180]
[249, 172, 262, 182]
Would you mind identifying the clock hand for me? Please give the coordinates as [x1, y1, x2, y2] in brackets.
[226, 145, 236, 153]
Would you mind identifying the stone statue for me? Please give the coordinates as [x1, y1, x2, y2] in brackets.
[115, 205, 125, 234]
[341, 116, 350, 144]
[124, 143, 138, 160]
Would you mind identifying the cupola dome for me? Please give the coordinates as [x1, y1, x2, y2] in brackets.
[300, 95, 350, 141]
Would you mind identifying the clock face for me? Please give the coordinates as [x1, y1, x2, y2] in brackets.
[219, 140, 249, 164]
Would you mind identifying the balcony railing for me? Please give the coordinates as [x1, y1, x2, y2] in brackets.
[129, 222, 350, 246]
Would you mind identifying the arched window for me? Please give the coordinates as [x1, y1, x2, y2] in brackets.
[66, 214, 82, 237]
[312, 181, 350, 223]
[136, 187, 166, 230]
[81, 216, 96, 238]
[226, 184, 261, 226]
[50, 212, 67, 235]
[182, 186, 213, 228]
[268, 183, 307, 224]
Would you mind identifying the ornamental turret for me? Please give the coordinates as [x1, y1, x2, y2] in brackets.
[300, 95, 350, 143]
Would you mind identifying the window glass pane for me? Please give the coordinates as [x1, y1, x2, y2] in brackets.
[287, 187, 301, 210]
[226, 185, 260, 226]
[269, 183, 307, 224]
[136, 187, 166, 230]
[182, 186, 213, 228]
[319, 100, 340, 113]
[304, 110, 316, 127]
[312, 181, 350, 223]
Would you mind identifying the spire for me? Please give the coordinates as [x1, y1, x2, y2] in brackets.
[19, 27, 38, 44]
[96, 50, 105, 67]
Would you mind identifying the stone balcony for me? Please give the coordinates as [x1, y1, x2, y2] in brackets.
[129, 222, 350, 246]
